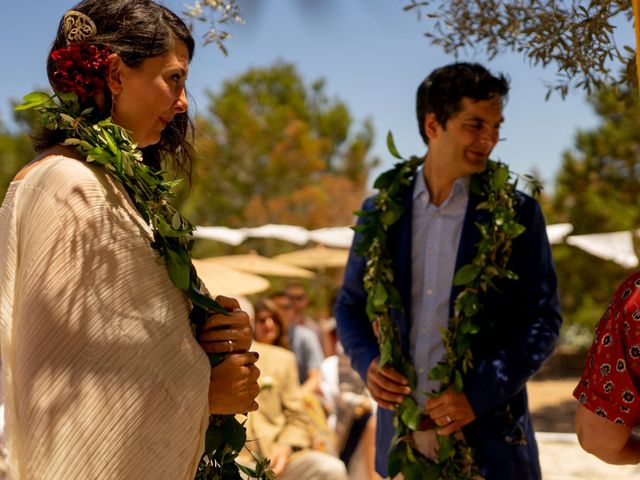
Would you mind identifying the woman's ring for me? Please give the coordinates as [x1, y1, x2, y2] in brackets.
[445, 414, 452, 424]
[227, 340, 233, 353]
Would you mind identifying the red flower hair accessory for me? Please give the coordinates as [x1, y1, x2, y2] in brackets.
[51, 44, 111, 102]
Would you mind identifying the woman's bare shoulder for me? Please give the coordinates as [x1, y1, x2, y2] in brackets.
[13, 145, 84, 182]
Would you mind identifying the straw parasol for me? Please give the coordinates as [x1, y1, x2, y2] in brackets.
[192, 259, 270, 296]
[202, 251, 315, 278]
[273, 245, 349, 269]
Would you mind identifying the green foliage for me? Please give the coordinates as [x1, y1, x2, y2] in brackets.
[173, 62, 378, 258]
[403, 0, 635, 98]
[0, 128, 33, 203]
[546, 82, 640, 339]
[182, 0, 244, 56]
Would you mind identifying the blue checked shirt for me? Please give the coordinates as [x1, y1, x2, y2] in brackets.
[410, 170, 469, 408]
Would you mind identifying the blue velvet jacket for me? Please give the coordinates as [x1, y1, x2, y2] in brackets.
[334, 175, 562, 479]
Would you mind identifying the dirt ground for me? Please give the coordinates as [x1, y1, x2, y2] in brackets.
[527, 376, 640, 479]
[527, 377, 579, 433]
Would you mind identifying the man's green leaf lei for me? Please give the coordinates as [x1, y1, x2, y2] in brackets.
[355, 132, 537, 479]
[17, 91, 274, 480]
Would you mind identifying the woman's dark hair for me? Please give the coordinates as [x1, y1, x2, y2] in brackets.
[254, 298, 289, 349]
[416, 62, 510, 145]
[34, 0, 196, 177]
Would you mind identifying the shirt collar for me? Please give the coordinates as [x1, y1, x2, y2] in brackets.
[413, 168, 470, 206]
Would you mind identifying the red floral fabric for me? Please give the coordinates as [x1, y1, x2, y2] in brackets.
[573, 272, 640, 426]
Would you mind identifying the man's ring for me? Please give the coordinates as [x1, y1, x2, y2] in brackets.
[445, 414, 452, 424]
[227, 340, 233, 353]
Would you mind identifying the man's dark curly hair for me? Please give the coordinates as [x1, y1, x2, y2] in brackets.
[416, 63, 509, 145]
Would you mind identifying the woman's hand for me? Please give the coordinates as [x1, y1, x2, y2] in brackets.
[208, 351, 260, 414]
[198, 295, 253, 354]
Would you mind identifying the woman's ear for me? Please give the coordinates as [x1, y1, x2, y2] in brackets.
[106, 53, 124, 96]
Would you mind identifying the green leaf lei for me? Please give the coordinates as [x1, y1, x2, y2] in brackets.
[355, 132, 540, 479]
[17, 91, 274, 480]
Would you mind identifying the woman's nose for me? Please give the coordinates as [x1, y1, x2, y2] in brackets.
[174, 88, 188, 113]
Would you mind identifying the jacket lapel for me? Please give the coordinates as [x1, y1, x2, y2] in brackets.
[389, 177, 414, 350]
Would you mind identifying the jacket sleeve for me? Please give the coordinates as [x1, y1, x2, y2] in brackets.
[463, 196, 563, 418]
[274, 352, 312, 449]
[334, 197, 380, 383]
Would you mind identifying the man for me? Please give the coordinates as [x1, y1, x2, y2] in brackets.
[270, 291, 324, 396]
[285, 282, 336, 360]
[239, 341, 348, 480]
[285, 283, 321, 335]
[334, 63, 562, 479]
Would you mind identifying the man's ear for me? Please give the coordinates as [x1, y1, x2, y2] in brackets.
[424, 113, 441, 141]
[106, 54, 124, 97]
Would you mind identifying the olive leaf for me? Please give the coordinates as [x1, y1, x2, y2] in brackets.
[386, 130, 403, 159]
[453, 264, 482, 286]
[399, 396, 420, 431]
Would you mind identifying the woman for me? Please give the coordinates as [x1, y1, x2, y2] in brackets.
[254, 298, 290, 349]
[574, 272, 640, 464]
[0, 1, 259, 479]
[248, 299, 347, 479]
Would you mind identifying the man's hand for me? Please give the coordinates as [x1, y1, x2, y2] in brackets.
[366, 357, 411, 410]
[269, 444, 292, 476]
[425, 388, 476, 436]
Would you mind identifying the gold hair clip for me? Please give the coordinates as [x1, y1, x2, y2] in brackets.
[63, 10, 97, 45]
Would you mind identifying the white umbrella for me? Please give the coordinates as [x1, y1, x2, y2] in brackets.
[203, 251, 315, 278]
[274, 245, 350, 269]
[192, 259, 270, 296]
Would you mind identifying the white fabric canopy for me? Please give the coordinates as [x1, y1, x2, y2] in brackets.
[566, 231, 638, 268]
[192, 226, 247, 246]
[308, 227, 354, 249]
[546, 223, 574, 245]
[194, 223, 575, 249]
[194, 222, 640, 269]
[243, 224, 310, 245]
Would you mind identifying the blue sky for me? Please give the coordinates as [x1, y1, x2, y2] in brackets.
[0, 1, 635, 190]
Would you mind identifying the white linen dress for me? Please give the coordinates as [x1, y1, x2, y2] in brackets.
[0, 156, 210, 479]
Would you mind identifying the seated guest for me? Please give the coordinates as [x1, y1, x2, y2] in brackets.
[254, 298, 336, 453]
[320, 318, 380, 480]
[263, 294, 324, 396]
[574, 272, 640, 464]
[239, 339, 348, 480]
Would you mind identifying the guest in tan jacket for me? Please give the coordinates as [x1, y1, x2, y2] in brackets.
[239, 340, 347, 480]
